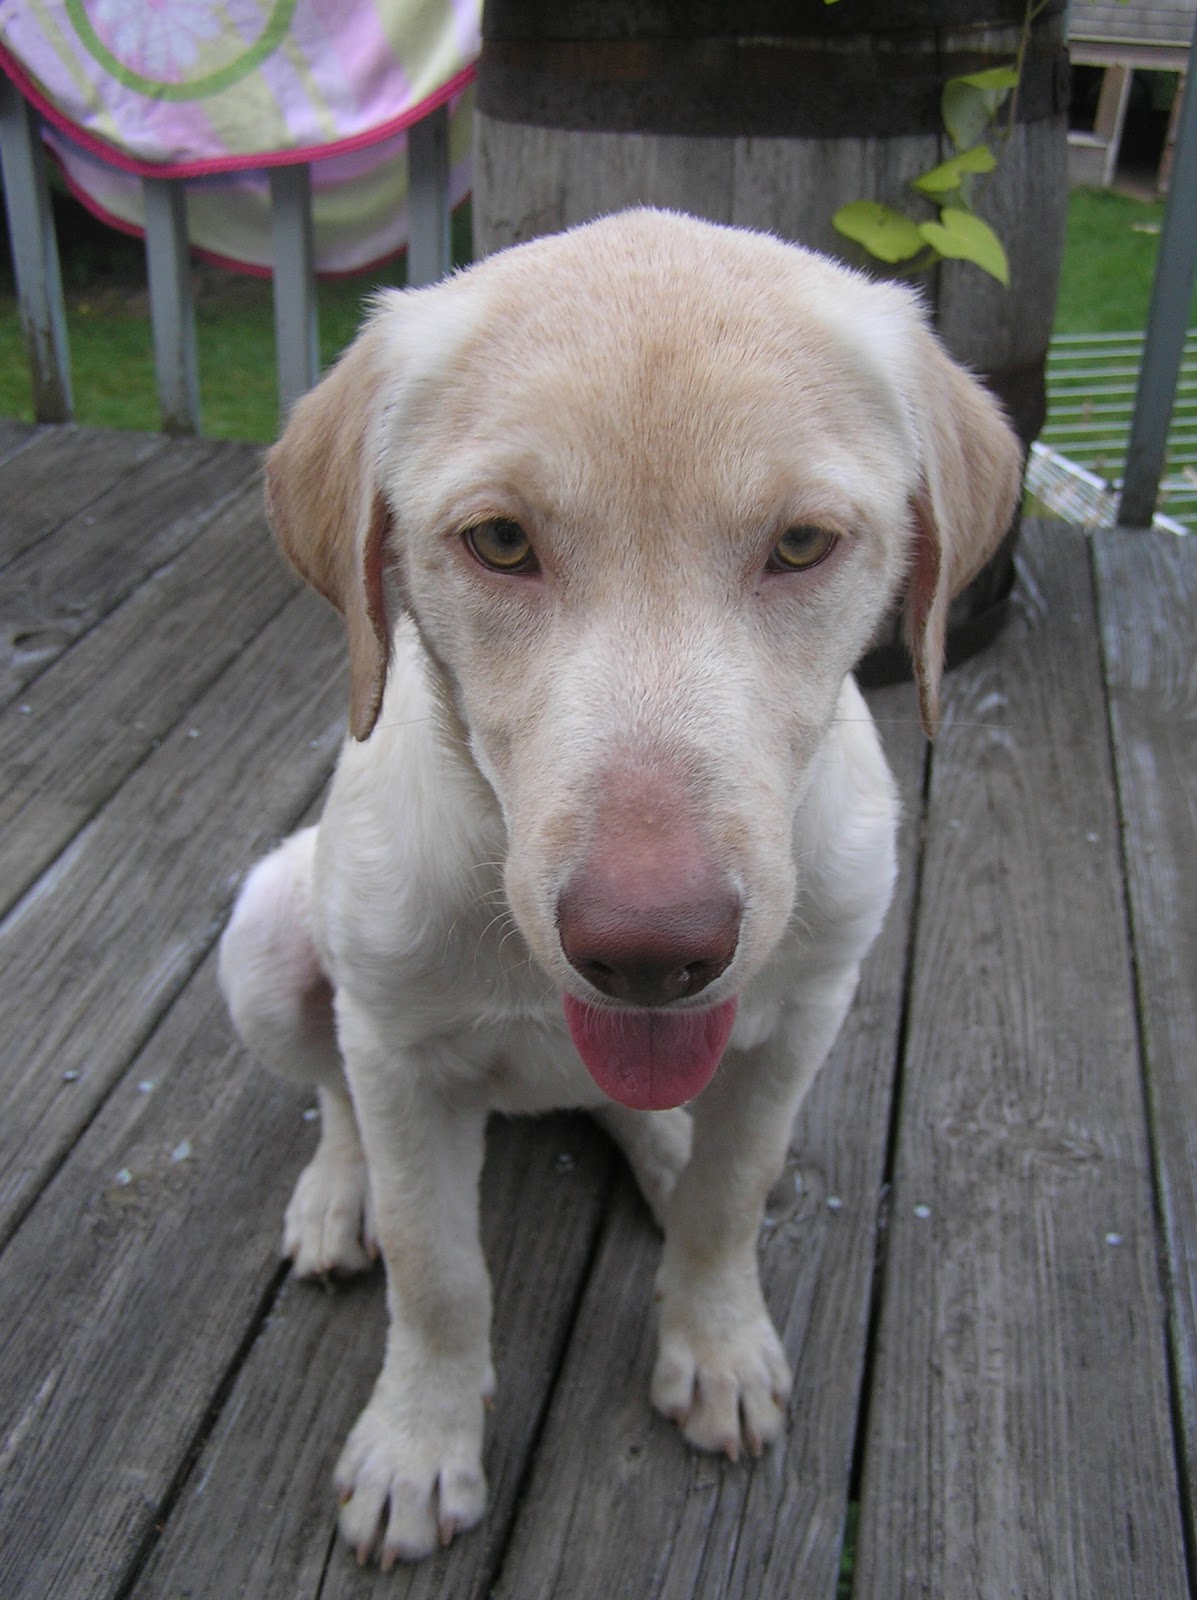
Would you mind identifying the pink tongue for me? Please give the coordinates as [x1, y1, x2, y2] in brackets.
[563, 994, 738, 1111]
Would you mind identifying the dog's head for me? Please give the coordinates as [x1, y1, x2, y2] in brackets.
[266, 210, 1020, 1108]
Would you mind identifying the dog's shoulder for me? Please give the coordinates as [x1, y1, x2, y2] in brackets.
[790, 675, 900, 953]
[312, 626, 506, 979]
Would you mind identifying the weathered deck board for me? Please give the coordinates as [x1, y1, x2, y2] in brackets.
[0, 951, 311, 1600]
[1093, 526, 1197, 1554]
[129, 1116, 618, 1600]
[0, 476, 298, 913]
[1, 431, 259, 705]
[0, 416, 37, 467]
[490, 684, 926, 1600]
[0, 425, 1192, 1600]
[0, 425, 165, 571]
[0, 585, 345, 1244]
[853, 525, 1190, 1598]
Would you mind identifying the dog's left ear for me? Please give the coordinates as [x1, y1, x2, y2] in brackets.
[265, 322, 393, 742]
[904, 333, 1024, 737]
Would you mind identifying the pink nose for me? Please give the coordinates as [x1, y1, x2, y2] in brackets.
[557, 868, 742, 1007]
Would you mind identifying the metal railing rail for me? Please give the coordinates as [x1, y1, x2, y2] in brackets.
[1118, 16, 1197, 529]
[0, 74, 452, 435]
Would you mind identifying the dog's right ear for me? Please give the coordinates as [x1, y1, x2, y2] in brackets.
[265, 323, 392, 742]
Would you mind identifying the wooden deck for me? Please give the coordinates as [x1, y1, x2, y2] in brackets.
[1, 420, 1194, 1600]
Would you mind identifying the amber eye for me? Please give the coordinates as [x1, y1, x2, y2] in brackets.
[768, 525, 838, 572]
[464, 518, 536, 573]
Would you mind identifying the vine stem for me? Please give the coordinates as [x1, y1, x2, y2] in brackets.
[972, 0, 1049, 210]
[1000, 0, 1053, 152]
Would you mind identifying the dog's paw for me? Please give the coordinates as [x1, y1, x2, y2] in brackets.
[651, 1306, 792, 1460]
[334, 1391, 487, 1566]
[283, 1144, 376, 1278]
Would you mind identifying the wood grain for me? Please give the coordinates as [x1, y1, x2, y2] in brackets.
[0, 951, 319, 1600]
[556, 129, 735, 230]
[1, 433, 259, 704]
[0, 425, 165, 570]
[0, 417, 36, 468]
[0, 476, 297, 914]
[852, 522, 1189, 1599]
[473, 117, 736, 255]
[1092, 526, 1197, 1556]
[731, 130, 941, 276]
[0, 587, 346, 1245]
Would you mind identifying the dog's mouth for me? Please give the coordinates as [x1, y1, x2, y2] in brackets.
[562, 993, 738, 1110]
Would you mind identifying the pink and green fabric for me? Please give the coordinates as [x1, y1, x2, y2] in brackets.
[0, 0, 480, 273]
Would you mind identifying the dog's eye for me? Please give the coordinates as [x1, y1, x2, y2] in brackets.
[464, 518, 537, 574]
[768, 525, 838, 572]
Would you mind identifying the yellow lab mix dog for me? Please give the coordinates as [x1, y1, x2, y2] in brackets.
[220, 209, 1020, 1567]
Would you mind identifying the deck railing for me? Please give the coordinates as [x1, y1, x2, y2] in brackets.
[1119, 23, 1197, 530]
[0, 74, 452, 434]
[2, 29, 1195, 528]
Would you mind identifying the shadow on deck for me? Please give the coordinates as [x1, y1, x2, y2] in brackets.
[1, 422, 1194, 1600]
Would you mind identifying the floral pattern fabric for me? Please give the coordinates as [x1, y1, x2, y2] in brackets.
[0, 0, 480, 273]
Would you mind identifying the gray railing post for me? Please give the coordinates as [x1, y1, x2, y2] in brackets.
[269, 163, 320, 421]
[143, 177, 201, 434]
[0, 76, 72, 421]
[1118, 22, 1197, 529]
[407, 101, 451, 286]
[0, 89, 458, 437]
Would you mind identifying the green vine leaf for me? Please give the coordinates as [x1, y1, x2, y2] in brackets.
[918, 209, 1010, 285]
[955, 66, 1022, 94]
[911, 145, 998, 195]
[832, 201, 925, 263]
[942, 70, 1017, 151]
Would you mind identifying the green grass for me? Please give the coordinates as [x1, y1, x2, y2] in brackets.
[0, 262, 392, 441]
[1052, 187, 1197, 334]
[0, 188, 1190, 442]
[0, 191, 472, 441]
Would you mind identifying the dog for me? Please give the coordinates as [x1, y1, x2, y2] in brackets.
[219, 208, 1020, 1568]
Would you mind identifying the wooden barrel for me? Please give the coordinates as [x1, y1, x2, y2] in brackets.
[474, 0, 1071, 680]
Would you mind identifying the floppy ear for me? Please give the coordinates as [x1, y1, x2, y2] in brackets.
[904, 334, 1024, 737]
[264, 322, 393, 742]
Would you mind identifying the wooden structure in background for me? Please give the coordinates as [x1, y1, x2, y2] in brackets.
[1069, 0, 1195, 190]
[474, 0, 1070, 684]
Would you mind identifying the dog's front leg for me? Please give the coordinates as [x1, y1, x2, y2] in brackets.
[651, 972, 859, 1460]
[332, 997, 492, 1567]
